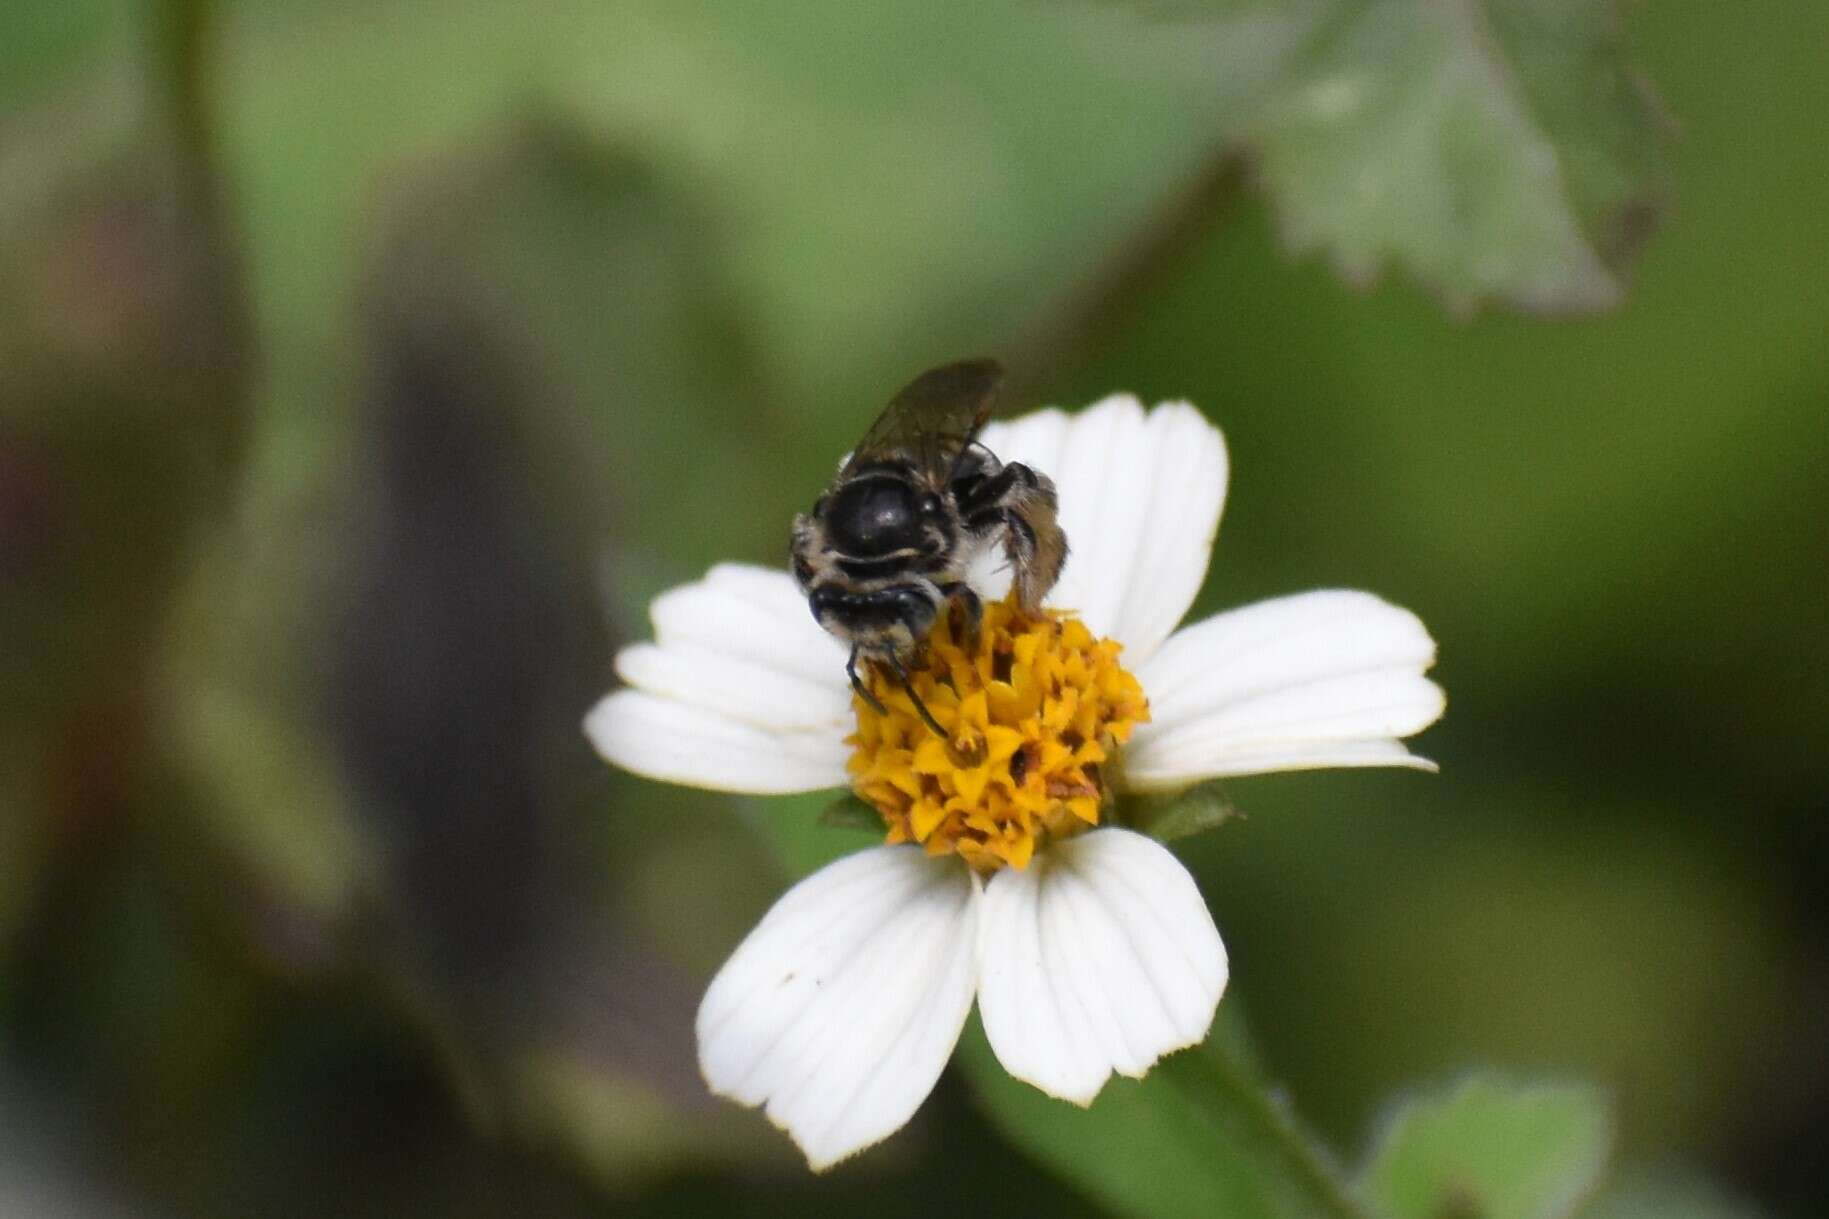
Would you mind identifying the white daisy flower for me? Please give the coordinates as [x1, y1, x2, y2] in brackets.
[585, 395, 1444, 1170]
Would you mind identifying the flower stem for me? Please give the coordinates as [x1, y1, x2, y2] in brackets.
[1171, 1043, 1379, 1219]
[1000, 148, 1247, 409]
[151, 0, 217, 170]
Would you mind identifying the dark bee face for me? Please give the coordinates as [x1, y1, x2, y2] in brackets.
[824, 473, 934, 558]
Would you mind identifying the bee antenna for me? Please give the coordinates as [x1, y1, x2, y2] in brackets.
[847, 648, 888, 716]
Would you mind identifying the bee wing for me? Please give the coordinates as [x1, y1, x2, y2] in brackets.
[843, 358, 1003, 484]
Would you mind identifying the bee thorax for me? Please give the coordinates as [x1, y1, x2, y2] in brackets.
[825, 474, 927, 557]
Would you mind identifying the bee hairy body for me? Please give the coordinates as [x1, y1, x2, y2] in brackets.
[790, 361, 1067, 732]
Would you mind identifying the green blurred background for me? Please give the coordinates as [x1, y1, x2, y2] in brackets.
[2, 1, 1824, 1216]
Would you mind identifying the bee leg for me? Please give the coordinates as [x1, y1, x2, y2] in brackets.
[847, 647, 888, 715]
[958, 464, 1064, 606]
[965, 503, 1038, 589]
[889, 653, 950, 740]
[940, 582, 982, 648]
[955, 459, 1041, 514]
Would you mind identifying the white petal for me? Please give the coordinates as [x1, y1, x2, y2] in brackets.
[1102, 402, 1229, 663]
[646, 564, 853, 721]
[1145, 738, 1439, 775]
[1126, 590, 1445, 790]
[615, 641, 847, 730]
[697, 847, 980, 1171]
[583, 689, 850, 793]
[978, 407, 1074, 486]
[983, 399, 1227, 662]
[585, 564, 856, 793]
[976, 829, 1227, 1105]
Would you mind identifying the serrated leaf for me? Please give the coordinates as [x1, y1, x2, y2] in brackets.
[1128, 778, 1240, 842]
[1127, 0, 1669, 314]
[1362, 1076, 1612, 1219]
[1250, 0, 1669, 315]
[960, 1005, 1372, 1219]
[818, 791, 885, 832]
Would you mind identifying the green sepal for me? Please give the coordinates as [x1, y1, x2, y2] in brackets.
[818, 791, 885, 832]
[1125, 779, 1240, 843]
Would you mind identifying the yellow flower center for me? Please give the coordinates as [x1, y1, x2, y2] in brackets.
[845, 594, 1149, 873]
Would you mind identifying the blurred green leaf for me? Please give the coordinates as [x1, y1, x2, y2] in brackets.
[1577, 1170, 1766, 1219]
[1362, 1076, 1611, 1219]
[1182, 777, 1801, 1157]
[1253, 0, 1667, 315]
[0, 0, 127, 107]
[514, 1046, 763, 1182]
[165, 680, 374, 936]
[222, 0, 1234, 476]
[1136, 0, 1668, 314]
[960, 1006, 1370, 1219]
[1127, 778, 1240, 842]
[749, 790, 861, 881]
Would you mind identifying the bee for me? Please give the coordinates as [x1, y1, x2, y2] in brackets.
[791, 358, 1068, 737]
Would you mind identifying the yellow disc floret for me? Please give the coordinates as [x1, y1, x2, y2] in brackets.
[846, 594, 1149, 873]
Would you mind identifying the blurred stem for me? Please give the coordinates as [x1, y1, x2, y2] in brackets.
[1003, 147, 1247, 408]
[150, 0, 217, 176]
[1174, 1047, 1377, 1219]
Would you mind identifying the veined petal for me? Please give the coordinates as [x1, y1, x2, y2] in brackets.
[978, 407, 1074, 490]
[584, 689, 849, 793]
[1134, 738, 1438, 777]
[1126, 590, 1444, 790]
[982, 399, 1227, 663]
[1104, 402, 1228, 664]
[976, 828, 1227, 1105]
[616, 641, 849, 731]
[586, 564, 857, 793]
[646, 564, 852, 712]
[697, 847, 980, 1171]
